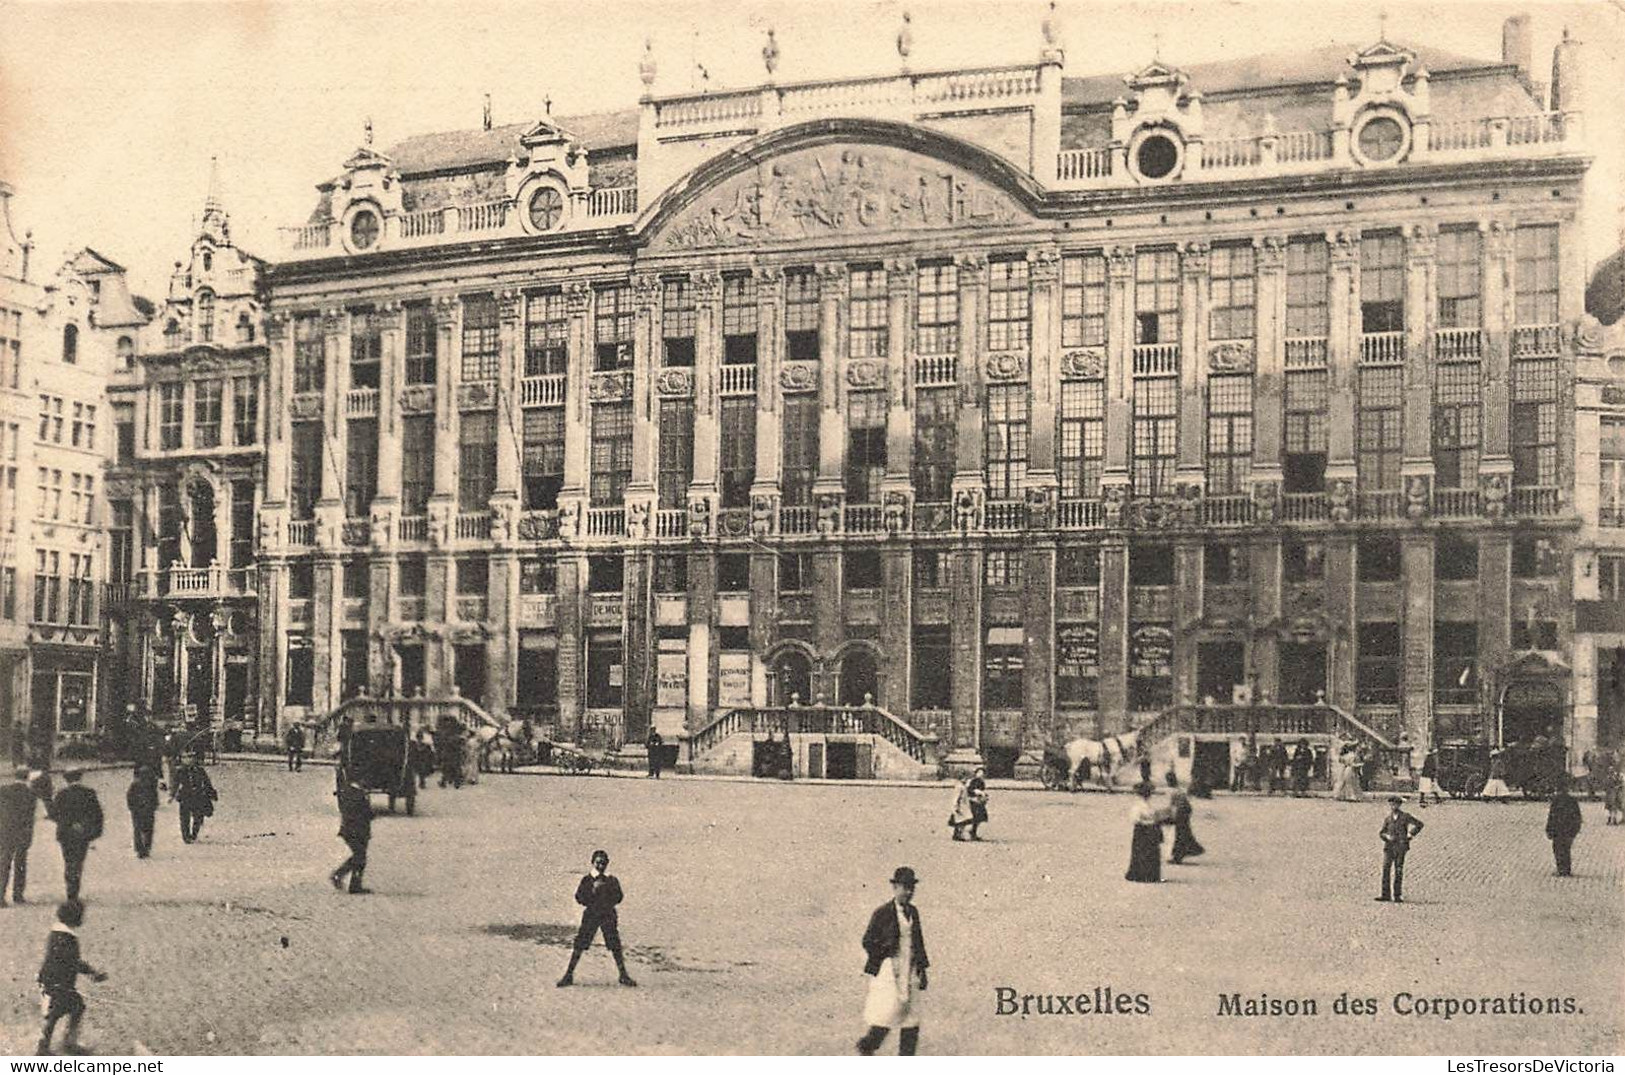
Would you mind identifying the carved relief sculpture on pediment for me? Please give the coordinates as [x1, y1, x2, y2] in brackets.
[589, 370, 634, 402]
[1060, 349, 1106, 381]
[1208, 340, 1255, 373]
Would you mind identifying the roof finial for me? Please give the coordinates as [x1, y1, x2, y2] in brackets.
[203, 155, 223, 214]
[482, 93, 493, 132]
[762, 27, 780, 78]
[639, 37, 657, 91]
[1378, 8, 1389, 43]
[363, 116, 373, 147]
[1152, 29, 1162, 62]
[896, 10, 913, 67]
[544, 94, 552, 117]
[1040, 1, 1064, 65]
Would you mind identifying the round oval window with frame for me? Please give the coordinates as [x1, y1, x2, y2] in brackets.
[348, 209, 381, 251]
[527, 187, 565, 232]
[1131, 130, 1183, 182]
[1355, 114, 1409, 165]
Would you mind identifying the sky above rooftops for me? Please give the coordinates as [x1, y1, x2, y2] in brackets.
[0, 0, 1618, 299]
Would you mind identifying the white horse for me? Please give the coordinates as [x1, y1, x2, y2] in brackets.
[1057, 729, 1143, 792]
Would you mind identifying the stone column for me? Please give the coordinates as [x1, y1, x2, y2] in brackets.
[880, 547, 911, 717]
[629, 273, 661, 497]
[1027, 246, 1062, 501]
[1097, 536, 1130, 734]
[494, 290, 523, 499]
[753, 268, 784, 490]
[686, 552, 715, 734]
[1477, 532, 1512, 746]
[946, 545, 983, 761]
[1103, 247, 1136, 478]
[1173, 540, 1204, 705]
[429, 295, 461, 517]
[375, 303, 404, 505]
[1252, 236, 1287, 481]
[1250, 535, 1282, 704]
[621, 552, 652, 744]
[884, 257, 915, 489]
[257, 565, 282, 735]
[1176, 241, 1210, 481]
[1479, 221, 1515, 467]
[561, 284, 594, 497]
[322, 308, 349, 513]
[1401, 224, 1438, 509]
[1326, 230, 1361, 502]
[556, 553, 586, 740]
[1326, 535, 1357, 711]
[1400, 533, 1436, 746]
[953, 253, 988, 487]
[690, 271, 722, 492]
[1021, 539, 1055, 766]
[313, 558, 341, 711]
[367, 556, 393, 695]
[814, 264, 848, 509]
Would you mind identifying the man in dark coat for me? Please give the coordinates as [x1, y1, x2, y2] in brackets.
[1377, 795, 1424, 903]
[51, 770, 103, 902]
[1, 766, 39, 904]
[857, 866, 929, 1056]
[1545, 777, 1583, 877]
[125, 766, 160, 858]
[330, 773, 373, 894]
[411, 731, 436, 790]
[285, 723, 306, 772]
[172, 761, 217, 843]
[35, 899, 107, 1056]
[646, 728, 663, 778]
[1290, 738, 1314, 796]
[557, 849, 636, 987]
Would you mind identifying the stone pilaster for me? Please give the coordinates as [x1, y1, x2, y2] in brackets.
[1173, 539, 1204, 705]
[621, 551, 651, 742]
[1177, 241, 1210, 478]
[629, 273, 661, 497]
[494, 289, 523, 498]
[1480, 220, 1514, 461]
[1021, 540, 1055, 761]
[953, 253, 988, 481]
[1325, 535, 1357, 711]
[1402, 223, 1438, 474]
[556, 553, 586, 741]
[885, 258, 915, 483]
[1027, 245, 1061, 483]
[561, 283, 594, 496]
[1400, 532, 1435, 744]
[1097, 536, 1130, 734]
[374, 302, 404, 505]
[1103, 247, 1136, 477]
[880, 547, 912, 715]
[1326, 229, 1361, 470]
[946, 544, 982, 758]
[753, 268, 784, 491]
[815, 263, 847, 489]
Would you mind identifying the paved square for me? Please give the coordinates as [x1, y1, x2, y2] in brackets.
[1, 764, 1619, 1055]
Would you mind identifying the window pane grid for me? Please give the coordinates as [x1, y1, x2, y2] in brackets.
[1433, 362, 1481, 489]
[916, 262, 959, 354]
[1208, 245, 1256, 341]
[590, 403, 634, 505]
[595, 284, 634, 370]
[1285, 238, 1330, 338]
[1437, 229, 1482, 328]
[658, 399, 695, 509]
[988, 257, 1031, 351]
[912, 387, 956, 502]
[1284, 370, 1328, 452]
[1061, 253, 1107, 348]
[293, 315, 325, 393]
[784, 269, 819, 331]
[405, 306, 437, 385]
[1205, 375, 1254, 493]
[723, 274, 758, 337]
[1515, 225, 1559, 325]
[848, 266, 889, 358]
[524, 291, 568, 376]
[460, 296, 500, 381]
[986, 384, 1029, 499]
[1059, 381, 1105, 498]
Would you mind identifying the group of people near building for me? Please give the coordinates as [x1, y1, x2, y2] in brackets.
[1225, 737, 1328, 796]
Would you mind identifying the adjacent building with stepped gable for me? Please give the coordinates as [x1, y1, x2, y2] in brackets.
[259, 12, 1606, 782]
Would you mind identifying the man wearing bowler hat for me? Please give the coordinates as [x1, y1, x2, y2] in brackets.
[857, 866, 930, 1055]
[1377, 795, 1424, 903]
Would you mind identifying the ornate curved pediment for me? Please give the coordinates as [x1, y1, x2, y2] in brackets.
[640, 120, 1040, 253]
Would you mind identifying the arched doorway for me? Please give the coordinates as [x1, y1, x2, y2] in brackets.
[1501, 679, 1564, 746]
[768, 649, 812, 707]
[837, 648, 879, 707]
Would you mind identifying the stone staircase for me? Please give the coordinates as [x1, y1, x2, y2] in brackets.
[1132, 702, 1412, 787]
[320, 695, 502, 741]
[687, 704, 943, 781]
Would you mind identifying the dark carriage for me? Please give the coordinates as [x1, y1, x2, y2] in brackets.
[342, 723, 418, 814]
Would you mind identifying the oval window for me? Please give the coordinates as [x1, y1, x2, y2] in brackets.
[1135, 134, 1180, 180]
[350, 209, 380, 250]
[528, 187, 564, 231]
[1357, 116, 1406, 162]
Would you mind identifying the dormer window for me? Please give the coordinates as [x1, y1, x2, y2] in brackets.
[62, 324, 78, 364]
[165, 319, 184, 350]
[116, 336, 135, 369]
[202, 251, 213, 272]
[236, 312, 255, 344]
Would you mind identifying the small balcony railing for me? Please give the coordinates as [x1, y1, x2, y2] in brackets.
[1132, 343, 1180, 376]
[345, 387, 380, 417]
[1281, 493, 1328, 523]
[520, 374, 566, 407]
[1056, 147, 1112, 181]
[397, 209, 445, 239]
[985, 500, 1024, 532]
[1358, 490, 1405, 520]
[287, 519, 316, 546]
[1434, 327, 1482, 362]
[1512, 323, 1562, 358]
[457, 201, 509, 232]
[913, 354, 957, 387]
[455, 512, 491, 540]
[283, 223, 329, 251]
[719, 364, 757, 397]
[1057, 499, 1104, 529]
[654, 509, 687, 539]
[844, 503, 883, 533]
[587, 507, 624, 538]
[1284, 337, 1328, 367]
[587, 187, 638, 217]
[779, 505, 816, 535]
[1511, 486, 1562, 517]
[1432, 487, 1481, 519]
[398, 515, 428, 542]
[1200, 495, 1253, 527]
[1359, 331, 1406, 365]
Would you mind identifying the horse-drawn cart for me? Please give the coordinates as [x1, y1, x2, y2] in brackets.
[342, 722, 417, 814]
[550, 743, 604, 776]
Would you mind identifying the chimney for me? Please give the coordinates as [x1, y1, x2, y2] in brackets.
[1502, 14, 1532, 84]
[1550, 27, 1581, 113]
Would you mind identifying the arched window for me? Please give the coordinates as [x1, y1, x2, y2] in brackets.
[116, 336, 135, 368]
[62, 323, 78, 364]
[196, 291, 215, 343]
[236, 311, 254, 344]
[201, 251, 213, 272]
[164, 319, 184, 350]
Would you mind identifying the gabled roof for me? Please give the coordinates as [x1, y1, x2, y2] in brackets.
[381, 109, 639, 176]
[64, 247, 125, 275]
[1062, 40, 1504, 106]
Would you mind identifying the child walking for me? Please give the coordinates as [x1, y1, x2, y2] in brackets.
[36, 900, 108, 1055]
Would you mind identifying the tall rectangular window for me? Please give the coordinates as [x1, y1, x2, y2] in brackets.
[846, 391, 887, 504]
[522, 407, 565, 510]
[1434, 361, 1481, 489]
[33, 550, 60, 623]
[1208, 244, 1256, 340]
[193, 379, 223, 449]
[590, 402, 634, 506]
[1059, 380, 1105, 499]
[1132, 376, 1177, 496]
[1601, 419, 1625, 527]
[912, 626, 952, 710]
[781, 393, 819, 507]
[1434, 622, 1478, 705]
[722, 273, 758, 364]
[1206, 374, 1253, 494]
[350, 308, 382, 388]
[157, 484, 182, 571]
[232, 375, 258, 446]
[1357, 367, 1403, 492]
[784, 268, 820, 361]
[658, 399, 694, 509]
[1061, 253, 1107, 347]
[460, 295, 500, 382]
[987, 256, 1031, 350]
[719, 397, 755, 508]
[848, 266, 889, 358]
[285, 638, 314, 707]
[1357, 622, 1401, 706]
[159, 383, 184, 450]
[400, 414, 433, 516]
[1511, 359, 1558, 486]
[1, 566, 15, 621]
[293, 314, 324, 393]
[983, 627, 1026, 709]
[405, 305, 438, 384]
[230, 480, 255, 569]
[986, 383, 1029, 500]
[1286, 237, 1330, 339]
[916, 262, 959, 354]
[524, 291, 568, 376]
[290, 421, 322, 519]
[113, 405, 135, 463]
[1514, 225, 1559, 325]
[912, 387, 956, 503]
[1360, 233, 1405, 332]
[1437, 228, 1482, 328]
[1283, 370, 1328, 492]
[346, 419, 378, 517]
[1134, 250, 1180, 344]
[110, 500, 133, 585]
[594, 284, 634, 370]
[70, 554, 94, 625]
[661, 278, 695, 367]
[458, 412, 497, 511]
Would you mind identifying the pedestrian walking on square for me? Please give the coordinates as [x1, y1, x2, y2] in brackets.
[856, 866, 929, 1056]
[1, 766, 39, 905]
[34, 900, 107, 1056]
[173, 760, 216, 844]
[966, 767, 989, 840]
[125, 766, 159, 859]
[557, 849, 637, 987]
[1606, 764, 1624, 825]
[463, 731, 481, 785]
[1229, 738, 1250, 792]
[411, 731, 436, 791]
[1290, 738, 1314, 796]
[646, 728, 663, 778]
[51, 770, 102, 902]
[1545, 777, 1582, 877]
[1480, 748, 1513, 800]
[330, 771, 373, 895]
[1416, 748, 1443, 808]
[1332, 741, 1366, 802]
[285, 723, 306, 772]
[1376, 795, 1423, 903]
[1125, 782, 1168, 883]
[1166, 772, 1204, 864]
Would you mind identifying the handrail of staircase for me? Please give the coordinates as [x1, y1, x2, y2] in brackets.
[687, 704, 939, 764]
[687, 707, 752, 759]
[1320, 702, 1400, 750]
[316, 695, 502, 743]
[1134, 703, 1399, 749]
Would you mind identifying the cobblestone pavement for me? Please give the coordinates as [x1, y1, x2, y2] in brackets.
[1, 765, 1618, 1056]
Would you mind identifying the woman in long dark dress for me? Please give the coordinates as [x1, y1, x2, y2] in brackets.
[1125, 782, 1166, 883]
[1165, 772, 1205, 864]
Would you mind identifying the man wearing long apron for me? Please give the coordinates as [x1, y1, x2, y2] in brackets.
[857, 866, 929, 1055]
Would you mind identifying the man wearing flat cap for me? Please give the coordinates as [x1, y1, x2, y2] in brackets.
[51, 770, 103, 902]
[1377, 795, 1423, 903]
[0, 766, 39, 904]
[857, 866, 929, 1055]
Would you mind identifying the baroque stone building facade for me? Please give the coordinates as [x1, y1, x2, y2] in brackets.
[263, 18, 1599, 777]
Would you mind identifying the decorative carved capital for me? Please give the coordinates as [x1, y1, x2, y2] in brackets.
[632, 274, 662, 307]
[321, 309, 348, 335]
[690, 270, 723, 303]
[1106, 245, 1136, 279]
[1178, 240, 1210, 274]
[264, 311, 293, 342]
[1575, 315, 1605, 354]
[1405, 222, 1438, 262]
[1028, 247, 1062, 284]
[1327, 228, 1361, 263]
[954, 252, 988, 279]
[1257, 234, 1288, 270]
[564, 282, 594, 315]
[817, 263, 849, 296]
[496, 289, 524, 323]
[431, 294, 461, 320]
